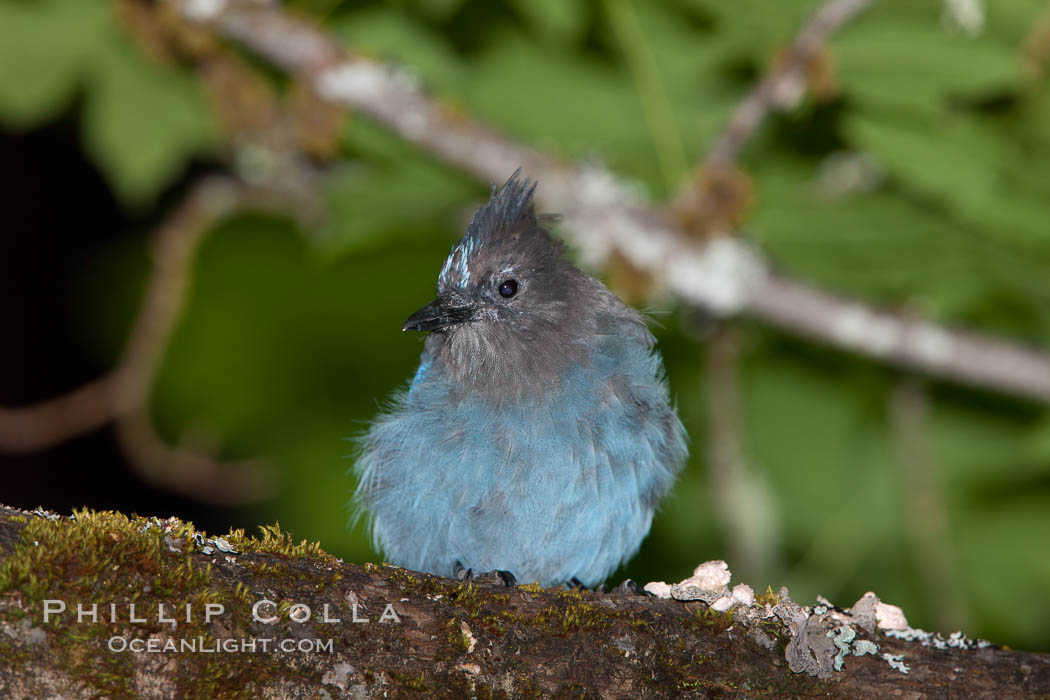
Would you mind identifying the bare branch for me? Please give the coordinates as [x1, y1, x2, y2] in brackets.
[889, 380, 970, 634]
[0, 177, 287, 503]
[0, 378, 117, 452]
[704, 327, 774, 583]
[0, 179, 247, 456]
[114, 412, 273, 505]
[111, 177, 243, 415]
[161, 0, 1050, 405]
[705, 0, 875, 169]
[750, 275, 1050, 403]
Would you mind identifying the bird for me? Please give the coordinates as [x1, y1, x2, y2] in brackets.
[352, 170, 687, 588]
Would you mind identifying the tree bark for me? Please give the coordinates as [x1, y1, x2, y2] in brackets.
[0, 504, 1046, 698]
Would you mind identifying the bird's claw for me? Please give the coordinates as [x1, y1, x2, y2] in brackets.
[610, 578, 650, 597]
[489, 569, 518, 587]
[453, 559, 473, 582]
[453, 561, 517, 587]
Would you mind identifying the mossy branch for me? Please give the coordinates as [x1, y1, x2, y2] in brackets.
[0, 504, 1046, 698]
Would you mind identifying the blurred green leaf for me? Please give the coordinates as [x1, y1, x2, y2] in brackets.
[0, 0, 105, 125]
[318, 120, 479, 255]
[741, 351, 898, 548]
[509, 0, 588, 43]
[846, 112, 1050, 265]
[628, 1, 733, 103]
[681, 0, 818, 58]
[834, 14, 1021, 115]
[0, 0, 216, 204]
[753, 160, 973, 304]
[954, 498, 1050, 650]
[932, 400, 1041, 482]
[83, 40, 217, 205]
[468, 31, 668, 189]
[411, 0, 469, 21]
[751, 155, 1050, 343]
[982, 0, 1048, 44]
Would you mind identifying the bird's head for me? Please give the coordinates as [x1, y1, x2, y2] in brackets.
[403, 170, 607, 392]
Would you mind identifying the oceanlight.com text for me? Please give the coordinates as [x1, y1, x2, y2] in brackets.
[107, 636, 335, 653]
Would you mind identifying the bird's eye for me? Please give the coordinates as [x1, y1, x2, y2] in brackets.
[498, 279, 519, 298]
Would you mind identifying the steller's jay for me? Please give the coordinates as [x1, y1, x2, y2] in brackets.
[353, 171, 687, 587]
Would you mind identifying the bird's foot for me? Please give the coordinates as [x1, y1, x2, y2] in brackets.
[566, 578, 609, 593]
[453, 560, 517, 587]
[453, 559, 472, 582]
[610, 578, 650, 597]
[480, 569, 518, 587]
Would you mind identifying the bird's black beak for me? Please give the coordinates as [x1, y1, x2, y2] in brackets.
[402, 298, 475, 332]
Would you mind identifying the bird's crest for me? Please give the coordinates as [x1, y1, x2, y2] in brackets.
[439, 169, 539, 289]
[466, 169, 537, 240]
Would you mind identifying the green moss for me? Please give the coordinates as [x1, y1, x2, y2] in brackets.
[531, 598, 631, 634]
[754, 586, 780, 607]
[555, 588, 583, 602]
[381, 567, 513, 619]
[447, 617, 472, 653]
[223, 522, 339, 564]
[0, 509, 209, 605]
[0, 510, 216, 695]
[693, 606, 735, 634]
[758, 617, 785, 643]
[551, 683, 590, 699]
[470, 682, 506, 700]
[0, 508, 350, 697]
[451, 630, 472, 653]
[652, 646, 708, 690]
[627, 616, 651, 630]
[392, 669, 428, 690]
[384, 565, 423, 592]
[384, 667, 509, 698]
[511, 676, 546, 697]
[479, 608, 526, 634]
[449, 582, 486, 617]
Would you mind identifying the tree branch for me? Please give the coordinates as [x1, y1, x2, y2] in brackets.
[703, 326, 773, 584]
[749, 275, 1050, 402]
[1, 505, 1047, 697]
[889, 379, 970, 634]
[0, 178, 284, 503]
[705, 0, 874, 169]
[0, 378, 116, 453]
[163, 0, 1050, 405]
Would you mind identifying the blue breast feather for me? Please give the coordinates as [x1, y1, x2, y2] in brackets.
[353, 334, 687, 587]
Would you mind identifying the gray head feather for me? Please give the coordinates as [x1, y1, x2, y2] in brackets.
[466, 169, 538, 240]
[425, 170, 651, 400]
